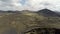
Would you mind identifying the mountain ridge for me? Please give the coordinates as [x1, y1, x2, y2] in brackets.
[36, 9, 60, 17]
[0, 9, 60, 17]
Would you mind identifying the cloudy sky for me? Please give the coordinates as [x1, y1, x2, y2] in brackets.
[0, 0, 60, 11]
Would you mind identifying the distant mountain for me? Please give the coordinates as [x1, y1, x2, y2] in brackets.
[55, 11, 60, 15]
[0, 10, 21, 13]
[0, 9, 60, 17]
[36, 9, 60, 17]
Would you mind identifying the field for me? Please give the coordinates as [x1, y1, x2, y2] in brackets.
[0, 12, 60, 34]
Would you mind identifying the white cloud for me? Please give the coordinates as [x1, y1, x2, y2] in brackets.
[26, 0, 60, 11]
[0, 0, 60, 11]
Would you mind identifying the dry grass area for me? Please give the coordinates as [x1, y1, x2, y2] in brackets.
[0, 12, 60, 34]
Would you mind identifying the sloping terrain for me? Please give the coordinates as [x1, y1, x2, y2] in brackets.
[0, 10, 60, 34]
[37, 9, 60, 17]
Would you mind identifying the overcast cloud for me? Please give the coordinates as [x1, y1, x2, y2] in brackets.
[0, 0, 60, 11]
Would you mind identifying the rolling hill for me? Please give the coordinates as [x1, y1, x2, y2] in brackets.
[37, 9, 60, 17]
[0, 9, 60, 34]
